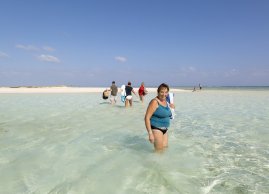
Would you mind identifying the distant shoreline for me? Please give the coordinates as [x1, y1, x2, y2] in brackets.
[1, 86, 268, 93]
[0, 86, 189, 93]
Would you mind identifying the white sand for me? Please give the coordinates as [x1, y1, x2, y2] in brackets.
[0, 86, 189, 93]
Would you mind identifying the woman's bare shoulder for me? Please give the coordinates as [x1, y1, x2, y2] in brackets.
[149, 98, 158, 106]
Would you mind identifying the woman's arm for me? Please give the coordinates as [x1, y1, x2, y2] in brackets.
[144, 99, 158, 143]
[170, 103, 175, 109]
[132, 89, 137, 96]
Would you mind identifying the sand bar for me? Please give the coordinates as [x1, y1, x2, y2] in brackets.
[0, 87, 189, 93]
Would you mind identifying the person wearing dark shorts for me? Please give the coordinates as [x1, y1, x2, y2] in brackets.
[144, 83, 172, 152]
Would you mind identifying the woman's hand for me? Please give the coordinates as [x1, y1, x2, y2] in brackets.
[149, 132, 154, 143]
[170, 103, 175, 109]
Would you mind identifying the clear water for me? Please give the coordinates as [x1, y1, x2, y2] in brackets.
[0, 90, 269, 194]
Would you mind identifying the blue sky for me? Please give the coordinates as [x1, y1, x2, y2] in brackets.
[0, 0, 269, 87]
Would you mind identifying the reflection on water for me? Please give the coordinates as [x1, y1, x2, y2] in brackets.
[0, 90, 268, 193]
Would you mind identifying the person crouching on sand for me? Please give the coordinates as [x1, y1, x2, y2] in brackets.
[144, 83, 172, 152]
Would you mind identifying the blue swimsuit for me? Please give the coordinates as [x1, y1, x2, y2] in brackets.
[150, 99, 172, 134]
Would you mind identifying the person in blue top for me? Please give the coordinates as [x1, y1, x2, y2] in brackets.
[144, 83, 172, 152]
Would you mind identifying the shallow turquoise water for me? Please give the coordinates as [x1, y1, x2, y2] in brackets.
[0, 90, 269, 193]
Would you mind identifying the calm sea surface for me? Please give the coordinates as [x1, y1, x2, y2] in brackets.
[0, 89, 269, 194]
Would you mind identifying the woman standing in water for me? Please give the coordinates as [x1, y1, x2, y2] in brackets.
[144, 83, 172, 152]
[138, 82, 148, 103]
[125, 81, 137, 107]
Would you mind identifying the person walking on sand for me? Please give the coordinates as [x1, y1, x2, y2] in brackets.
[138, 82, 148, 103]
[199, 83, 202, 90]
[144, 83, 172, 152]
[109, 81, 118, 104]
[125, 81, 137, 107]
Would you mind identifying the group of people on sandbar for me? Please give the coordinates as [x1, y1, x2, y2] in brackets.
[103, 81, 175, 152]
[103, 81, 148, 107]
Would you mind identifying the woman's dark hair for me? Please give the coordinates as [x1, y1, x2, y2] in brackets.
[157, 83, 169, 93]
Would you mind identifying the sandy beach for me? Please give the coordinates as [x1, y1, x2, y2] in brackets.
[0, 86, 189, 93]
